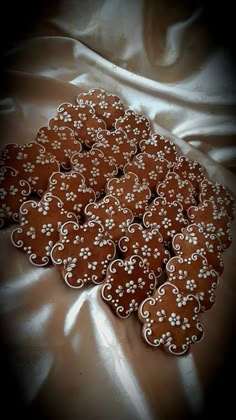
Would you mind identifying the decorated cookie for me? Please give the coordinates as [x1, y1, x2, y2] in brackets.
[71, 148, 118, 197]
[51, 220, 116, 288]
[49, 102, 106, 147]
[105, 172, 151, 218]
[118, 223, 170, 277]
[101, 255, 156, 318]
[84, 195, 134, 242]
[42, 171, 96, 219]
[92, 128, 137, 169]
[77, 88, 125, 129]
[123, 152, 171, 192]
[139, 133, 179, 165]
[11, 194, 77, 266]
[173, 156, 206, 191]
[172, 223, 224, 275]
[138, 282, 204, 355]
[0, 142, 59, 196]
[187, 200, 232, 250]
[156, 172, 196, 211]
[166, 253, 219, 312]
[0, 166, 31, 228]
[35, 125, 82, 170]
[199, 178, 235, 221]
[115, 109, 152, 146]
[143, 197, 188, 245]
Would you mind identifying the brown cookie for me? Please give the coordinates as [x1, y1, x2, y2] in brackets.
[92, 128, 137, 169]
[199, 178, 235, 221]
[123, 152, 171, 192]
[35, 125, 82, 170]
[49, 102, 106, 147]
[172, 156, 206, 191]
[156, 172, 196, 211]
[77, 88, 125, 129]
[101, 255, 157, 318]
[105, 172, 151, 218]
[115, 109, 152, 146]
[42, 171, 96, 219]
[139, 133, 179, 165]
[166, 253, 219, 312]
[11, 194, 77, 266]
[143, 197, 188, 245]
[84, 195, 134, 242]
[118, 223, 170, 277]
[51, 220, 116, 288]
[187, 200, 232, 250]
[71, 148, 118, 198]
[172, 223, 224, 275]
[0, 166, 31, 228]
[0, 142, 59, 196]
[138, 282, 204, 355]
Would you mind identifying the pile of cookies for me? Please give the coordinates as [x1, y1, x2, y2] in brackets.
[0, 88, 235, 355]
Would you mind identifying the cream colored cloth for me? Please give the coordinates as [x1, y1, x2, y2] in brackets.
[1, 1, 236, 419]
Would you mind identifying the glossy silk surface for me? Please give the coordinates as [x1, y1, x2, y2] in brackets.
[1, 1, 236, 418]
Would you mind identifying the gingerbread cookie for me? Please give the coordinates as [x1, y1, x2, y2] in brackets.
[143, 197, 188, 245]
[156, 172, 196, 211]
[105, 172, 151, 218]
[115, 109, 152, 146]
[11, 194, 77, 266]
[42, 171, 96, 219]
[199, 178, 235, 221]
[138, 282, 204, 355]
[172, 156, 206, 191]
[0, 166, 31, 228]
[166, 253, 219, 312]
[187, 200, 232, 250]
[35, 125, 82, 170]
[49, 102, 106, 147]
[71, 148, 118, 197]
[123, 152, 171, 192]
[92, 128, 137, 169]
[101, 255, 157, 318]
[118, 223, 170, 277]
[51, 220, 116, 288]
[77, 88, 125, 129]
[139, 134, 179, 165]
[0, 142, 59, 196]
[84, 195, 134, 242]
[172, 223, 224, 275]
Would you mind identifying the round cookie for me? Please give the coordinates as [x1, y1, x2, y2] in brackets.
[143, 197, 188, 245]
[0, 166, 31, 228]
[92, 128, 137, 169]
[166, 253, 219, 312]
[138, 282, 204, 355]
[139, 133, 179, 165]
[11, 194, 77, 266]
[172, 223, 224, 275]
[101, 255, 157, 318]
[71, 148, 118, 198]
[51, 220, 116, 288]
[35, 125, 82, 170]
[115, 109, 152, 146]
[49, 102, 106, 147]
[77, 88, 125, 129]
[123, 152, 171, 192]
[84, 195, 134, 242]
[118, 223, 170, 277]
[42, 171, 96, 219]
[156, 172, 196, 211]
[105, 172, 151, 218]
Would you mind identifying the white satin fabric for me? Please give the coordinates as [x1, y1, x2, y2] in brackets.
[1, 1, 236, 419]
